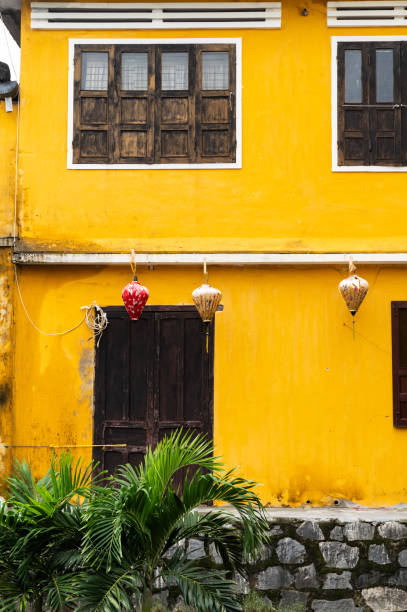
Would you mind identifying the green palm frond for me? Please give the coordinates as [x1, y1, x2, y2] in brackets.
[43, 573, 78, 611]
[134, 430, 221, 500]
[82, 488, 126, 571]
[165, 563, 242, 612]
[76, 567, 142, 612]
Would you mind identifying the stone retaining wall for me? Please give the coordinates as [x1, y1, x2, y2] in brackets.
[158, 513, 407, 611]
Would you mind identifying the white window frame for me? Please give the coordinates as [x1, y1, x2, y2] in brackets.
[332, 35, 407, 172]
[67, 37, 242, 170]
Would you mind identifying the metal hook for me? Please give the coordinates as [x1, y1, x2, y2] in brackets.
[203, 258, 208, 284]
[130, 249, 137, 279]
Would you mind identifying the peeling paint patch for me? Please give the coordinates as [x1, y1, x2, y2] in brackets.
[78, 340, 94, 443]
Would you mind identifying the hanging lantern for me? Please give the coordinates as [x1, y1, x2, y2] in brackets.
[122, 250, 149, 320]
[192, 260, 222, 351]
[338, 258, 369, 317]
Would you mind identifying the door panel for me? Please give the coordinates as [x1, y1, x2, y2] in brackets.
[94, 306, 214, 474]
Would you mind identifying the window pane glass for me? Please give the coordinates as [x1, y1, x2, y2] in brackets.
[345, 50, 362, 103]
[81, 52, 108, 91]
[376, 49, 394, 103]
[399, 309, 407, 368]
[121, 53, 148, 90]
[202, 52, 229, 90]
[162, 52, 188, 90]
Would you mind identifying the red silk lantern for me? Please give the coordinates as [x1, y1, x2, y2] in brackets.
[122, 275, 149, 321]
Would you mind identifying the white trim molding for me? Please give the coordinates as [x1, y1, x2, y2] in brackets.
[32, 2, 281, 29]
[328, 1, 407, 27]
[331, 35, 407, 173]
[67, 37, 242, 170]
[12, 252, 407, 266]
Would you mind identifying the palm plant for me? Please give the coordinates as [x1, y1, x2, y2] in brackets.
[79, 430, 269, 612]
[0, 430, 269, 612]
[0, 452, 99, 611]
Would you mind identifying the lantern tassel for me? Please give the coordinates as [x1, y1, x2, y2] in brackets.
[352, 317, 355, 340]
[206, 324, 209, 353]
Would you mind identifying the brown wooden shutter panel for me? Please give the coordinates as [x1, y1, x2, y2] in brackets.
[391, 302, 407, 428]
[369, 42, 401, 167]
[338, 42, 402, 166]
[154, 45, 196, 163]
[114, 45, 155, 164]
[73, 45, 114, 164]
[400, 43, 407, 165]
[196, 44, 236, 163]
[94, 306, 214, 474]
[337, 42, 370, 166]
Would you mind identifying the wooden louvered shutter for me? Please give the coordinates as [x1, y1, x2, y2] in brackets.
[94, 307, 214, 474]
[392, 302, 407, 428]
[154, 45, 196, 163]
[155, 311, 213, 444]
[400, 43, 407, 165]
[113, 45, 155, 164]
[73, 45, 114, 164]
[369, 42, 401, 166]
[337, 42, 370, 166]
[196, 44, 236, 163]
[94, 308, 155, 472]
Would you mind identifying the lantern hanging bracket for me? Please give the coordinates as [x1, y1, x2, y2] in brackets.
[203, 257, 208, 283]
[130, 249, 137, 281]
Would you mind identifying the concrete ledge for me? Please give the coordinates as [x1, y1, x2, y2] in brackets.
[12, 251, 407, 266]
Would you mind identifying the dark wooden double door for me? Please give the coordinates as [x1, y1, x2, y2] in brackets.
[93, 306, 214, 473]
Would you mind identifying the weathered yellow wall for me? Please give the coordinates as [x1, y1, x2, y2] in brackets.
[11, 0, 407, 503]
[17, 0, 407, 253]
[0, 105, 16, 239]
[0, 250, 14, 490]
[0, 100, 17, 488]
[11, 264, 407, 506]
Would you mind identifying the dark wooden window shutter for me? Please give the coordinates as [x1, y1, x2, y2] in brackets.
[94, 306, 214, 473]
[114, 45, 155, 164]
[391, 302, 407, 428]
[73, 43, 236, 165]
[196, 44, 236, 163]
[338, 42, 402, 166]
[73, 45, 114, 164]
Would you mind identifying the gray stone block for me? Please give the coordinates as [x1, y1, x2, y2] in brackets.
[369, 543, 391, 565]
[319, 542, 359, 569]
[257, 566, 294, 590]
[389, 569, 407, 587]
[399, 549, 407, 567]
[280, 590, 308, 608]
[152, 590, 169, 608]
[356, 571, 385, 589]
[163, 539, 185, 559]
[294, 563, 319, 589]
[343, 522, 375, 541]
[378, 521, 407, 540]
[362, 586, 407, 611]
[323, 572, 352, 590]
[312, 598, 360, 611]
[209, 542, 222, 564]
[269, 525, 283, 536]
[233, 572, 250, 595]
[276, 537, 306, 564]
[185, 539, 205, 560]
[330, 526, 344, 541]
[297, 521, 325, 541]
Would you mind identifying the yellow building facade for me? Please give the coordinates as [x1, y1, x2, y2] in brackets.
[2, 0, 407, 505]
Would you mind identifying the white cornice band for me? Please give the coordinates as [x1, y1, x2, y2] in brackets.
[11, 252, 407, 266]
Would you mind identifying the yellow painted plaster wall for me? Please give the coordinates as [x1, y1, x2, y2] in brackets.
[16, 0, 407, 253]
[0, 105, 16, 238]
[12, 265, 407, 505]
